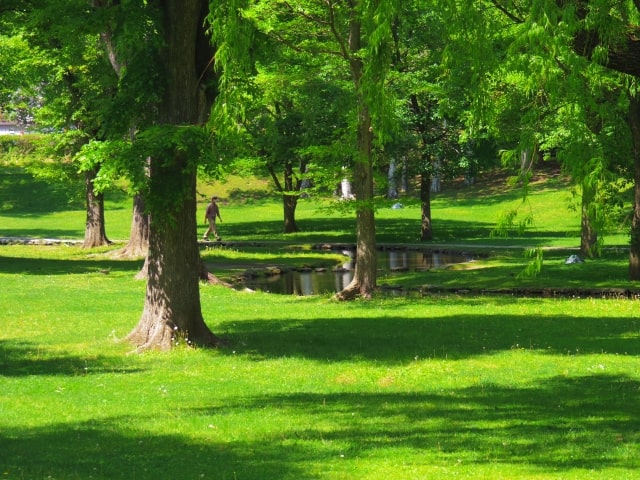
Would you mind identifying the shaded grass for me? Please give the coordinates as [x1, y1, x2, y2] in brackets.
[1, 252, 640, 479]
[377, 248, 636, 293]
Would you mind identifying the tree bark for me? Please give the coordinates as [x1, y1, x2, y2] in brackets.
[268, 161, 300, 233]
[334, 12, 378, 300]
[116, 194, 149, 258]
[126, 0, 221, 350]
[334, 104, 377, 299]
[283, 194, 299, 233]
[282, 161, 300, 233]
[628, 91, 640, 280]
[579, 183, 597, 257]
[420, 172, 433, 241]
[82, 166, 110, 249]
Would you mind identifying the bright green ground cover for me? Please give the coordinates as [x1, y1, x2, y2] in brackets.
[0, 161, 629, 248]
[1, 164, 640, 478]
[1, 246, 639, 479]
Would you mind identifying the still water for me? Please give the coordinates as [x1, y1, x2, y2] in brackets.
[240, 249, 473, 295]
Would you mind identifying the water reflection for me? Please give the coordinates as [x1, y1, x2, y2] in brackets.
[241, 248, 473, 295]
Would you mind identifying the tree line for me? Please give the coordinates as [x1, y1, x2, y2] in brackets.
[1, 0, 640, 350]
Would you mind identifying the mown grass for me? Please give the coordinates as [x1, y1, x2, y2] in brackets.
[1, 162, 640, 478]
[1, 246, 640, 479]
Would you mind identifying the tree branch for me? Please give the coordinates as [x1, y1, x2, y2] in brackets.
[488, 0, 524, 24]
[326, 0, 350, 60]
[572, 26, 640, 77]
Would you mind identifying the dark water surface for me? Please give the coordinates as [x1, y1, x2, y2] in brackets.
[241, 248, 474, 295]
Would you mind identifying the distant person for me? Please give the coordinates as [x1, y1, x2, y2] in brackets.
[203, 196, 222, 241]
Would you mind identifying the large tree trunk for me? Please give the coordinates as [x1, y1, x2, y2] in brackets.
[420, 172, 433, 241]
[628, 92, 640, 280]
[127, 165, 219, 350]
[82, 166, 110, 249]
[127, 0, 220, 350]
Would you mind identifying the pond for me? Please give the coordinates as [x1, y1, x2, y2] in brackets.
[239, 248, 475, 295]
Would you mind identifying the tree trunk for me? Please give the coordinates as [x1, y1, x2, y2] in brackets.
[82, 166, 110, 249]
[283, 161, 299, 233]
[116, 194, 149, 258]
[335, 105, 377, 300]
[420, 172, 433, 241]
[127, 0, 220, 350]
[283, 194, 299, 233]
[127, 167, 219, 350]
[335, 14, 377, 300]
[334, 154, 377, 300]
[387, 157, 398, 199]
[579, 183, 598, 258]
[628, 91, 640, 280]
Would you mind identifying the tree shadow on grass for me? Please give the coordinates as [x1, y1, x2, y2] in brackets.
[216, 311, 640, 362]
[222, 214, 579, 247]
[0, 227, 84, 238]
[0, 339, 144, 377]
[4, 377, 637, 479]
[0, 254, 142, 275]
[192, 374, 640, 473]
[1, 417, 312, 480]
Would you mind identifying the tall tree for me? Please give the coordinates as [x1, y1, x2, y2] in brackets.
[92, 1, 152, 258]
[485, 1, 640, 275]
[237, 73, 346, 233]
[3, 1, 117, 248]
[212, 0, 399, 299]
[4, 0, 223, 349]
[125, 0, 221, 350]
[441, 1, 634, 263]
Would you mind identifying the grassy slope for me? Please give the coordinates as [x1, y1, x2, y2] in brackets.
[1, 163, 640, 479]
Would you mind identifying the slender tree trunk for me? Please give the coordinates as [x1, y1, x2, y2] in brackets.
[334, 13, 377, 300]
[82, 166, 110, 249]
[127, 0, 220, 350]
[420, 172, 433, 241]
[628, 92, 640, 280]
[269, 162, 300, 233]
[387, 157, 398, 199]
[283, 195, 299, 233]
[335, 104, 377, 300]
[579, 183, 598, 258]
[283, 161, 299, 233]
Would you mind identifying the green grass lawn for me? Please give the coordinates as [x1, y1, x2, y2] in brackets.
[1, 163, 640, 478]
[1, 245, 639, 479]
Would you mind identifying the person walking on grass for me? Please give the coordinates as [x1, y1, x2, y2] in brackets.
[203, 196, 222, 241]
